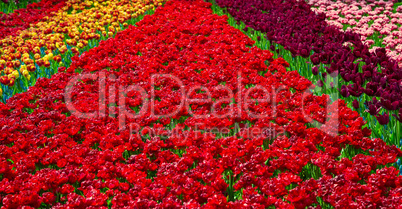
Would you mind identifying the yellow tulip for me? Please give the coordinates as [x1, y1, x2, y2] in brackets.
[20, 65, 27, 72]
[22, 53, 30, 58]
[47, 53, 54, 60]
[34, 54, 41, 60]
[22, 70, 29, 77]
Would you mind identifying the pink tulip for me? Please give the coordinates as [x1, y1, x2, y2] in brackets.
[307, 0, 402, 66]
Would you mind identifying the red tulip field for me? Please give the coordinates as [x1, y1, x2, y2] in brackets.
[1, 0, 402, 208]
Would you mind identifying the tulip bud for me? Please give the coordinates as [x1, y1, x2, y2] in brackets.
[367, 104, 377, 115]
[312, 66, 319, 75]
[317, 80, 324, 87]
[352, 100, 359, 109]
[47, 53, 54, 60]
[44, 61, 51, 68]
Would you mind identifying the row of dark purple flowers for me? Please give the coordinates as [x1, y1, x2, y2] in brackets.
[214, 0, 402, 126]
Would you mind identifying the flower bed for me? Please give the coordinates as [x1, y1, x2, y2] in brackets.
[212, 0, 402, 145]
[0, 0, 164, 102]
[0, 0, 65, 38]
[308, 0, 402, 66]
[1, 0, 401, 208]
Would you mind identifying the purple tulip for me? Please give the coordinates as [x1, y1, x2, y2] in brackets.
[317, 80, 324, 87]
[376, 113, 390, 125]
[368, 105, 380, 116]
[352, 100, 359, 109]
[312, 66, 318, 75]
[300, 48, 309, 58]
[311, 56, 320, 65]
[340, 85, 349, 97]
[382, 100, 400, 111]
[344, 73, 351, 82]
[353, 50, 361, 57]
